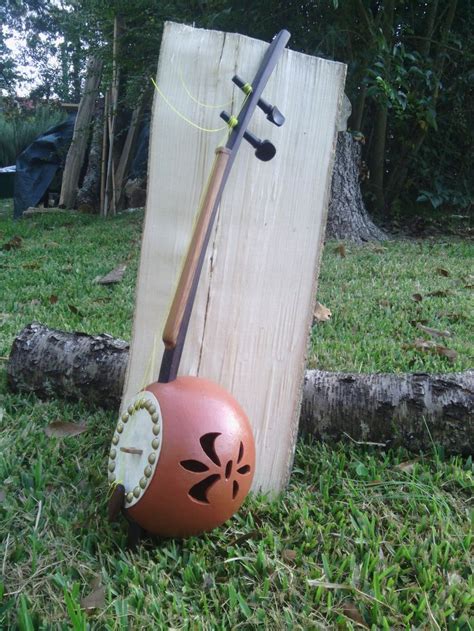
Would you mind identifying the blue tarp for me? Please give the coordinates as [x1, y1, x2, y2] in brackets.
[14, 114, 76, 218]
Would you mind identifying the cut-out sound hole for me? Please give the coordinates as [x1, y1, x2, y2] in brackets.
[183, 433, 252, 505]
[200, 433, 221, 466]
[189, 474, 220, 504]
[181, 460, 209, 472]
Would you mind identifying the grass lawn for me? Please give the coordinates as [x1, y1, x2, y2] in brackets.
[0, 199, 472, 629]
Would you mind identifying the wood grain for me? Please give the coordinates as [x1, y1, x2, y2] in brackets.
[122, 22, 346, 493]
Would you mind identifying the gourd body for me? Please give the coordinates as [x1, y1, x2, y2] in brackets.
[127, 376, 255, 537]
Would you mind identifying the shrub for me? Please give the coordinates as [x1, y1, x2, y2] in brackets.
[0, 103, 67, 167]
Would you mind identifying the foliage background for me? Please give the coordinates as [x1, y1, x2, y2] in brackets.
[1, 1, 472, 216]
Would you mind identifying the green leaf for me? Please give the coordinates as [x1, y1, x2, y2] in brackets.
[356, 463, 369, 478]
[237, 591, 252, 618]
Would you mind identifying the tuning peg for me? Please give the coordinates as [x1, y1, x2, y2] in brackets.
[232, 75, 285, 126]
[221, 112, 276, 161]
[243, 130, 276, 161]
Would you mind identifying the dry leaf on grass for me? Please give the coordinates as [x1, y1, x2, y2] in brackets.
[227, 529, 260, 548]
[80, 581, 105, 614]
[45, 421, 87, 438]
[367, 245, 387, 254]
[342, 600, 367, 626]
[202, 574, 214, 590]
[436, 267, 450, 277]
[308, 580, 395, 612]
[379, 299, 391, 307]
[403, 338, 458, 363]
[49, 294, 59, 304]
[68, 304, 84, 317]
[282, 549, 297, 563]
[334, 243, 346, 258]
[2, 235, 22, 251]
[313, 302, 332, 323]
[95, 263, 127, 285]
[412, 293, 423, 302]
[395, 459, 419, 474]
[437, 312, 465, 322]
[427, 290, 451, 298]
[416, 323, 451, 338]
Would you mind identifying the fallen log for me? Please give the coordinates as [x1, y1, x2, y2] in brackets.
[301, 369, 473, 456]
[7, 323, 473, 455]
[7, 322, 128, 409]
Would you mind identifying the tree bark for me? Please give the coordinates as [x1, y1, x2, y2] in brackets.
[7, 323, 473, 455]
[59, 57, 103, 209]
[7, 322, 128, 409]
[327, 132, 386, 243]
[114, 90, 147, 210]
[102, 16, 122, 217]
[368, 103, 388, 213]
[76, 100, 104, 212]
[301, 369, 473, 456]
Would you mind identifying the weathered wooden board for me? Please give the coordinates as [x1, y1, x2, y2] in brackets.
[122, 22, 346, 493]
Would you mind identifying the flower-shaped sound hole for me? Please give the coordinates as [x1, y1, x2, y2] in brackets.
[180, 433, 252, 504]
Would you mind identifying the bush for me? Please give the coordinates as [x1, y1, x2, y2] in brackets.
[0, 103, 67, 167]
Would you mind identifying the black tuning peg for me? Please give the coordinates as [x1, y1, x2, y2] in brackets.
[232, 75, 285, 126]
[244, 131, 276, 161]
[221, 112, 276, 161]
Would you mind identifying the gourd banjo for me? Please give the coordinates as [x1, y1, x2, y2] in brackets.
[107, 30, 291, 544]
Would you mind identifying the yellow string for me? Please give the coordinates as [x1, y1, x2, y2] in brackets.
[151, 78, 230, 133]
[178, 66, 233, 109]
[107, 479, 124, 495]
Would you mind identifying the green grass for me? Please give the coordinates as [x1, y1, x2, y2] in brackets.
[0, 200, 473, 629]
[0, 204, 141, 356]
[312, 241, 473, 373]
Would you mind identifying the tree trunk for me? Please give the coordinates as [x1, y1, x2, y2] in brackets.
[368, 103, 388, 213]
[327, 132, 386, 243]
[59, 57, 103, 209]
[102, 16, 121, 217]
[7, 323, 473, 455]
[76, 100, 104, 212]
[351, 83, 366, 132]
[100, 89, 109, 214]
[114, 90, 147, 210]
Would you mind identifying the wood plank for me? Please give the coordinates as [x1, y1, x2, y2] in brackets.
[59, 57, 102, 209]
[103, 16, 121, 217]
[122, 22, 346, 493]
